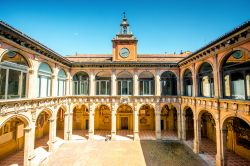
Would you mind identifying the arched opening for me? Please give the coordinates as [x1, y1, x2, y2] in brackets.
[94, 104, 111, 139]
[222, 117, 250, 165]
[198, 62, 214, 97]
[72, 104, 89, 140]
[37, 63, 52, 97]
[160, 71, 177, 96]
[58, 69, 67, 96]
[0, 51, 29, 99]
[222, 50, 250, 100]
[117, 71, 133, 96]
[139, 71, 155, 96]
[116, 104, 133, 139]
[161, 104, 178, 139]
[73, 71, 89, 95]
[35, 110, 51, 151]
[185, 107, 194, 141]
[139, 104, 155, 139]
[95, 71, 111, 95]
[0, 116, 28, 165]
[198, 111, 216, 163]
[56, 107, 65, 140]
[183, 69, 193, 96]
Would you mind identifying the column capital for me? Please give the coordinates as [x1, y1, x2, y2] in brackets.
[24, 127, 32, 132]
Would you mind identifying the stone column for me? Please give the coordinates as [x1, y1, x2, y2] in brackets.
[64, 112, 69, 140]
[88, 103, 95, 140]
[111, 103, 116, 140]
[155, 109, 161, 139]
[155, 70, 161, 96]
[221, 129, 227, 166]
[216, 120, 223, 166]
[193, 116, 200, 153]
[177, 108, 182, 140]
[133, 104, 139, 140]
[192, 64, 197, 97]
[181, 109, 186, 140]
[133, 70, 139, 96]
[52, 67, 58, 97]
[111, 70, 117, 96]
[27, 69, 35, 98]
[68, 112, 73, 140]
[89, 71, 95, 96]
[213, 55, 220, 98]
[24, 125, 35, 166]
[49, 118, 56, 152]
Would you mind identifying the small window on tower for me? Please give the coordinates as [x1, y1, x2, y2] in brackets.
[123, 27, 127, 34]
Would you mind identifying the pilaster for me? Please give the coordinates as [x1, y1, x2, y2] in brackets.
[88, 103, 95, 140]
[111, 102, 117, 140]
[24, 125, 35, 166]
[111, 70, 117, 96]
[155, 70, 161, 96]
[89, 71, 95, 96]
[49, 118, 56, 152]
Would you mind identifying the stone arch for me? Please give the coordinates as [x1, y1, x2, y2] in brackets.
[197, 108, 216, 121]
[38, 61, 54, 75]
[221, 113, 250, 129]
[117, 71, 133, 78]
[180, 67, 193, 80]
[0, 113, 30, 128]
[218, 47, 250, 72]
[160, 104, 178, 134]
[36, 108, 53, 122]
[0, 49, 33, 69]
[196, 60, 214, 75]
[94, 104, 111, 131]
[117, 104, 134, 113]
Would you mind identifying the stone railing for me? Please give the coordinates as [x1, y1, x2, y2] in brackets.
[0, 95, 182, 116]
[181, 96, 250, 116]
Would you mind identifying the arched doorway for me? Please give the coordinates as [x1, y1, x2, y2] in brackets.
[139, 71, 155, 96]
[94, 104, 111, 139]
[160, 71, 177, 96]
[183, 69, 193, 96]
[0, 116, 28, 166]
[161, 104, 178, 140]
[72, 104, 89, 140]
[139, 104, 155, 140]
[116, 104, 133, 139]
[35, 110, 51, 151]
[73, 71, 89, 95]
[222, 117, 250, 165]
[198, 62, 214, 97]
[198, 111, 216, 165]
[56, 107, 65, 139]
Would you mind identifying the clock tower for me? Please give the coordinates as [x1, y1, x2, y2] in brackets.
[112, 13, 138, 61]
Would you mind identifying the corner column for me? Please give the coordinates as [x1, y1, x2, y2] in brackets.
[88, 103, 95, 140]
[133, 104, 139, 140]
[181, 111, 186, 140]
[216, 120, 223, 166]
[177, 108, 182, 139]
[52, 67, 58, 97]
[193, 115, 200, 153]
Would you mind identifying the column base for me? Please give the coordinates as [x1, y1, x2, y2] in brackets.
[193, 141, 199, 154]
[111, 131, 116, 140]
[134, 132, 139, 141]
[88, 131, 94, 140]
[155, 131, 161, 140]
[216, 154, 224, 166]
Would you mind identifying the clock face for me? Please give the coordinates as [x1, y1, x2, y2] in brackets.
[119, 48, 130, 58]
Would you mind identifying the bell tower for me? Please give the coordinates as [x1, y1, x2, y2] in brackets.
[112, 12, 138, 61]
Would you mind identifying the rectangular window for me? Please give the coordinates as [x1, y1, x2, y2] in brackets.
[58, 79, 65, 96]
[7, 69, 21, 99]
[0, 68, 6, 99]
[231, 79, 245, 100]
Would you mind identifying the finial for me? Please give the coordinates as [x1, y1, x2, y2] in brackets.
[123, 12, 126, 19]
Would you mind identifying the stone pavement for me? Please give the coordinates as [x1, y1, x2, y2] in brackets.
[46, 140, 206, 166]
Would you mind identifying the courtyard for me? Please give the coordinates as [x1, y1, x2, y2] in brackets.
[46, 140, 206, 166]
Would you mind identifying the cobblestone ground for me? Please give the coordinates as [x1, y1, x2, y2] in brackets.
[140, 141, 207, 166]
[46, 140, 207, 166]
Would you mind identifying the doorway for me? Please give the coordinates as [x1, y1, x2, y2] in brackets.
[121, 117, 129, 130]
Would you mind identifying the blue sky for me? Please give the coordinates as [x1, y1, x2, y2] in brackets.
[1, 0, 250, 56]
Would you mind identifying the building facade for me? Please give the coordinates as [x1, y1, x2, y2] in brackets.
[0, 16, 249, 166]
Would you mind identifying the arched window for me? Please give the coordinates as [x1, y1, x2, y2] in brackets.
[73, 72, 89, 95]
[0, 51, 29, 99]
[139, 71, 155, 95]
[117, 71, 133, 95]
[222, 50, 250, 100]
[198, 62, 214, 97]
[160, 71, 177, 96]
[58, 69, 67, 96]
[96, 71, 111, 95]
[37, 62, 52, 97]
[183, 69, 192, 96]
